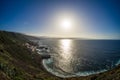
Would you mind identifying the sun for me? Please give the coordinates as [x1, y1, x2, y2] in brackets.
[60, 18, 72, 30]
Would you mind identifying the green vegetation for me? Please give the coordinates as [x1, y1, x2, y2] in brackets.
[0, 30, 120, 80]
[0, 30, 60, 80]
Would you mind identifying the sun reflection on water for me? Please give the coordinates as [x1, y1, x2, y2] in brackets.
[61, 39, 72, 55]
[58, 39, 74, 73]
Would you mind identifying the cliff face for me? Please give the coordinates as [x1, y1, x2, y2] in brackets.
[0, 30, 37, 79]
[0, 30, 120, 80]
[0, 30, 60, 80]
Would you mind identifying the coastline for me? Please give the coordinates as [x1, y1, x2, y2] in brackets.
[40, 57, 120, 80]
[35, 44, 120, 79]
[0, 30, 120, 80]
[42, 58, 120, 79]
[34, 39, 120, 80]
[42, 58, 107, 78]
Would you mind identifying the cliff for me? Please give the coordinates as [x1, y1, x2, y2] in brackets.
[0, 30, 120, 80]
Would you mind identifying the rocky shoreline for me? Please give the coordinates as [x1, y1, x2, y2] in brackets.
[0, 30, 120, 80]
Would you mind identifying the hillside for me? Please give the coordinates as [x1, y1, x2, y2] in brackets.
[0, 30, 61, 80]
[0, 30, 120, 80]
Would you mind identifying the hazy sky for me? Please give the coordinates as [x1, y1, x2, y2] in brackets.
[0, 0, 120, 39]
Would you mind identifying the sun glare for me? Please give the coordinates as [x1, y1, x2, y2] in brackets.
[60, 18, 72, 30]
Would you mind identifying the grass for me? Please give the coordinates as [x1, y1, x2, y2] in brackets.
[0, 30, 120, 80]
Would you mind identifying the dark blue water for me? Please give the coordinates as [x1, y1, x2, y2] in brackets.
[38, 39, 120, 77]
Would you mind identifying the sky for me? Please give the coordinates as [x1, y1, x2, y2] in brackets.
[0, 0, 120, 39]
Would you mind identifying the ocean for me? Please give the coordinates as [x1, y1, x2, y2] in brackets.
[37, 39, 120, 77]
